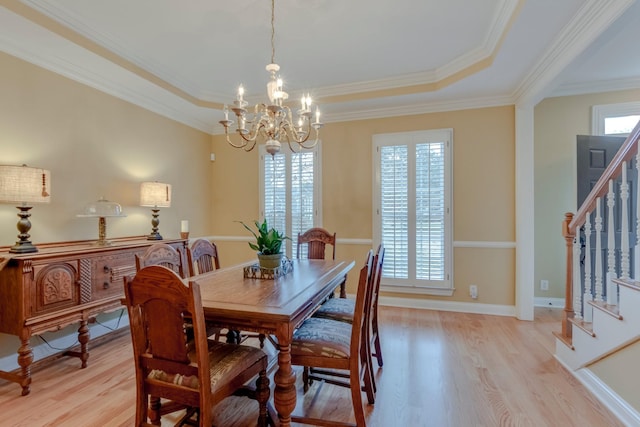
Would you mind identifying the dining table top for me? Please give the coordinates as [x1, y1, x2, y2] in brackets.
[189, 258, 355, 330]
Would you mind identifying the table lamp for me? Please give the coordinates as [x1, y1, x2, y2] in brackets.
[77, 197, 126, 246]
[0, 164, 51, 253]
[140, 181, 171, 240]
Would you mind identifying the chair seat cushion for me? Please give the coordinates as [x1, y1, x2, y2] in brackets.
[148, 341, 266, 391]
[291, 317, 351, 359]
[313, 297, 355, 323]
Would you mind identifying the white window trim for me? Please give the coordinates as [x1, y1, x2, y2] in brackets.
[258, 143, 322, 258]
[592, 101, 640, 135]
[372, 129, 454, 296]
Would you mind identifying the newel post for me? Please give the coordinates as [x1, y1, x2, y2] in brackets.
[562, 212, 575, 339]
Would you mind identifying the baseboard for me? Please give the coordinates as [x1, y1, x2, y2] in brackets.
[534, 297, 565, 308]
[554, 357, 640, 427]
[377, 295, 516, 317]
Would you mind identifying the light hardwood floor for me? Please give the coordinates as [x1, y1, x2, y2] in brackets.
[0, 307, 623, 427]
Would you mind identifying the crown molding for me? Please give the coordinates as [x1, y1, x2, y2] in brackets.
[513, 0, 635, 107]
[551, 76, 640, 97]
[0, 31, 213, 133]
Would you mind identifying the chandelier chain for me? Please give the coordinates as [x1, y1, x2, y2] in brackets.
[271, 0, 275, 64]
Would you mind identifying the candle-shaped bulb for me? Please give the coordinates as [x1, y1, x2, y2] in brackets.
[301, 96, 306, 110]
[277, 78, 283, 91]
[237, 85, 244, 102]
[306, 94, 312, 108]
[315, 107, 320, 123]
[223, 104, 229, 120]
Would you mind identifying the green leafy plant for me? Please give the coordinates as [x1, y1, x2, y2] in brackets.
[238, 219, 290, 255]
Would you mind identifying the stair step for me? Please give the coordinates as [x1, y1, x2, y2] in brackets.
[588, 300, 623, 320]
[552, 331, 574, 350]
[569, 317, 595, 337]
[612, 277, 640, 291]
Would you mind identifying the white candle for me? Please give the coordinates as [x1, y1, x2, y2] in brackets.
[315, 107, 320, 123]
[237, 85, 244, 102]
[223, 104, 229, 120]
[181, 220, 189, 233]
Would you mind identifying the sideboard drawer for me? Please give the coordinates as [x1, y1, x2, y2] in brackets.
[92, 252, 139, 299]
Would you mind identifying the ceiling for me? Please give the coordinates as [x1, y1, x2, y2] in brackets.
[1, 0, 639, 134]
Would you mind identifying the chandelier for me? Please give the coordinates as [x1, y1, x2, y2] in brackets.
[219, 0, 323, 156]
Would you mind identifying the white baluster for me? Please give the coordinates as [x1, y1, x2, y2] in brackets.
[584, 212, 593, 322]
[573, 235, 582, 320]
[620, 161, 630, 282]
[607, 180, 617, 305]
[594, 198, 603, 303]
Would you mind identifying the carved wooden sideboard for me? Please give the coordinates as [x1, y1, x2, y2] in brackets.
[0, 236, 188, 395]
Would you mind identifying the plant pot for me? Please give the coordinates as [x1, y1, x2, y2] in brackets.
[257, 253, 283, 269]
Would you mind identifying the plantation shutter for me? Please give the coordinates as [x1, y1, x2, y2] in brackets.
[261, 146, 321, 258]
[374, 130, 452, 291]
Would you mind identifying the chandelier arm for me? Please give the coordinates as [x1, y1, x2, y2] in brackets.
[225, 133, 249, 149]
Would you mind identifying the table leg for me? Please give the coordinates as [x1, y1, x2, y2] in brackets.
[274, 333, 296, 427]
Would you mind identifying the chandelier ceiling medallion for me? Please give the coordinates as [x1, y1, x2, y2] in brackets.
[219, 0, 323, 156]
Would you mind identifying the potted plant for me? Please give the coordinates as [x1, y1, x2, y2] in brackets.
[239, 219, 290, 269]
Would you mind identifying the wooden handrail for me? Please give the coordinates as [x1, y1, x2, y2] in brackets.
[569, 121, 640, 232]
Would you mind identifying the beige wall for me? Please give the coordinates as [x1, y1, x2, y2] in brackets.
[534, 89, 640, 299]
[0, 51, 211, 367]
[0, 51, 212, 244]
[212, 106, 516, 305]
[589, 339, 640, 412]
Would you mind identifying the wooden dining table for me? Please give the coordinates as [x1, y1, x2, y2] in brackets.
[189, 258, 355, 427]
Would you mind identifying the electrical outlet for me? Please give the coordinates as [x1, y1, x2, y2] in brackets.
[469, 285, 478, 299]
[540, 279, 549, 291]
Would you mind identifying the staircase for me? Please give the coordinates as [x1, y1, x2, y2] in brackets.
[555, 122, 640, 425]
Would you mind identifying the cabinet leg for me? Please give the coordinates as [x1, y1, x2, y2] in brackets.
[78, 320, 90, 368]
[17, 335, 33, 396]
[65, 320, 90, 368]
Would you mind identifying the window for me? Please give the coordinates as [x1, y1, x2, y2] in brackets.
[260, 144, 322, 258]
[373, 129, 453, 295]
[592, 102, 640, 136]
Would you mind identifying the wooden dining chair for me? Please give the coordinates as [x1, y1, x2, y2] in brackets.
[313, 244, 386, 367]
[289, 251, 375, 427]
[135, 243, 186, 278]
[186, 238, 220, 276]
[297, 227, 336, 260]
[124, 265, 272, 427]
[302, 247, 383, 405]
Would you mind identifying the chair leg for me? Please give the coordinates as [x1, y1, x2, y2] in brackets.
[372, 332, 383, 367]
[255, 369, 270, 427]
[350, 365, 367, 427]
[302, 367, 310, 393]
[148, 396, 161, 425]
[258, 333, 266, 349]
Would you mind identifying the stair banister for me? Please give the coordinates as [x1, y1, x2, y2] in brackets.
[560, 121, 640, 344]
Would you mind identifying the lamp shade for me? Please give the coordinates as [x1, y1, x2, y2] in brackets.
[140, 182, 171, 208]
[0, 165, 51, 204]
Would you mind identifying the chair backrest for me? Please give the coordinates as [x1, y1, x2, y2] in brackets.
[351, 250, 374, 364]
[371, 244, 385, 317]
[124, 265, 212, 417]
[187, 239, 220, 276]
[135, 243, 185, 278]
[297, 227, 336, 260]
